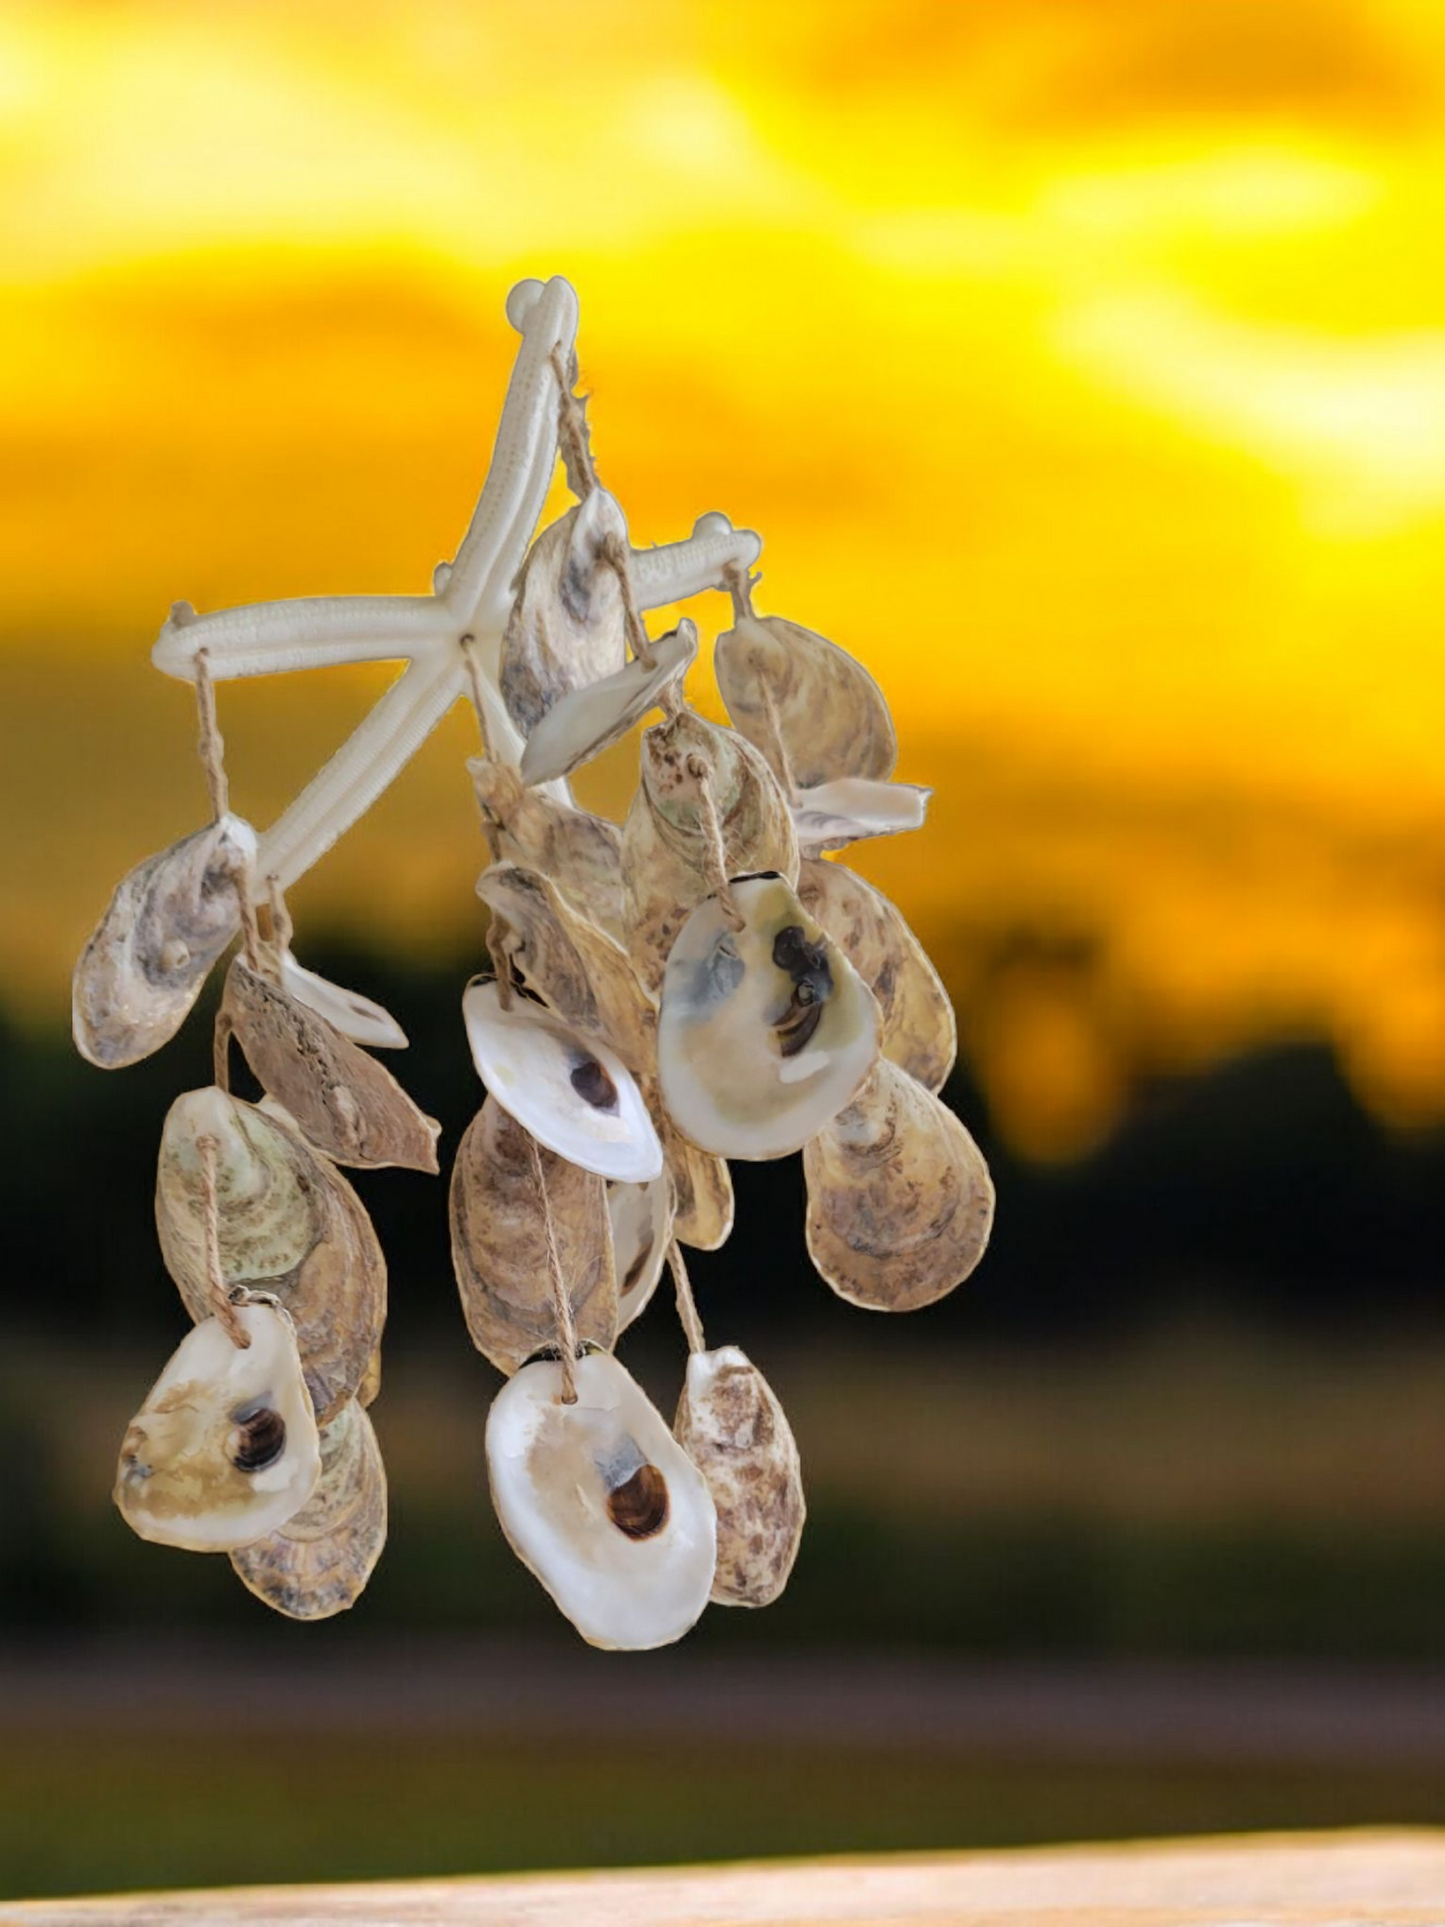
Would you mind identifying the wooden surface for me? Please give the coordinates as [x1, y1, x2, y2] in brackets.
[6, 1832, 1445, 1925]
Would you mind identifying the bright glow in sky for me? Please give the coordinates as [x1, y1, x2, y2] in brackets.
[5, 0, 1445, 1157]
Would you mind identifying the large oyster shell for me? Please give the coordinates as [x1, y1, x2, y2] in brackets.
[657, 873, 879, 1160]
[155, 1086, 385, 1426]
[230, 1398, 387, 1620]
[451, 1097, 619, 1374]
[73, 814, 256, 1069]
[477, 861, 654, 1073]
[643, 1076, 734, 1251]
[796, 857, 956, 1093]
[499, 489, 629, 736]
[608, 1173, 674, 1332]
[520, 620, 698, 787]
[621, 711, 799, 996]
[115, 1301, 321, 1553]
[462, 978, 662, 1184]
[715, 613, 896, 791]
[675, 1346, 805, 1608]
[469, 758, 625, 940]
[803, 1058, 995, 1311]
[486, 1350, 717, 1650]
[219, 958, 441, 1173]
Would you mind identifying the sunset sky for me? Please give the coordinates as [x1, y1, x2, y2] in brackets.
[4, 0, 1444, 1157]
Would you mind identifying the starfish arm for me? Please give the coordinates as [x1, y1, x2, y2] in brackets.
[253, 653, 465, 892]
[444, 276, 581, 628]
[151, 595, 447, 682]
[630, 513, 763, 610]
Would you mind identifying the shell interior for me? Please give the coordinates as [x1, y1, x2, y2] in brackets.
[791, 779, 931, 856]
[520, 619, 698, 787]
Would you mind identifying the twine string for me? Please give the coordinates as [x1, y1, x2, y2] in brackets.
[194, 649, 261, 970]
[551, 346, 596, 502]
[266, 875, 293, 957]
[685, 753, 746, 930]
[486, 918, 516, 1011]
[667, 1238, 707, 1355]
[725, 561, 757, 624]
[526, 1131, 579, 1404]
[599, 532, 656, 671]
[197, 1133, 250, 1350]
[755, 665, 798, 804]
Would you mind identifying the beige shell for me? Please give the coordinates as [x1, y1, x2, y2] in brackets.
[803, 1058, 995, 1311]
[622, 711, 799, 996]
[674, 1346, 805, 1608]
[219, 958, 441, 1173]
[230, 1398, 387, 1620]
[791, 778, 931, 856]
[115, 1300, 321, 1553]
[155, 1086, 386, 1426]
[796, 857, 956, 1093]
[278, 950, 407, 1049]
[499, 489, 628, 736]
[469, 757, 625, 941]
[486, 1350, 717, 1650]
[73, 814, 256, 1069]
[477, 862, 655, 1074]
[715, 613, 896, 792]
[657, 873, 880, 1160]
[520, 620, 698, 787]
[450, 1097, 619, 1374]
[608, 1174, 674, 1332]
[357, 1345, 382, 1409]
[643, 1076, 734, 1250]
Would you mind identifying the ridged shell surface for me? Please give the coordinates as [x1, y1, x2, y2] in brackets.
[715, 613, 896, 791]
[675, 1346, 805, 1608]
[469, 758, 625, 941]
[499, 491, 628, 736]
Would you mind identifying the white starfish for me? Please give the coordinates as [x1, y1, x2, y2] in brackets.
[151, 275, 762, 898]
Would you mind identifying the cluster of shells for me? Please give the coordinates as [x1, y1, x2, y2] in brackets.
[72, 350, 994, 1649]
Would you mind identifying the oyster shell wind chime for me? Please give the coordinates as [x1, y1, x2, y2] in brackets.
[73, 276, 995, 1646]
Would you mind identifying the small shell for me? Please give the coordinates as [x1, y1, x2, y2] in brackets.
[803, 1058, 995, 1311]
[477, 862, 654, 1073]
[155, 1086, 386, 1426]
[608, 1174, 674, 1332]
[622, 711, 799, 996]
[279, 951, 407, 1050]
[451, 1098, 619, 1374]
[499, 490, 628, 736]
[230, 1399, 387, 1620]
[796, 857, 956, 1093]
[73, 814, 256, 1069]
[715, 613, 896, 791]
[469, 758, 625, 940]
[462, 978, 662, 1184]
[643, 1076, 735, 1251]
[675, 1346, 805, 1608]
[357, 1345, 383, 1409]
[486, 1350, 717, 1650]
[791, 779, 931, 856]
[519, 620, 698, 786]
[114, 1301, 321, 1553]
[657, 874, 879, 1160]
[220, 959, 441, 1173]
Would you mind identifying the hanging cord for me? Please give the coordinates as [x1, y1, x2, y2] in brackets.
[551, 347, 597, 503]
[197, 1133, 250, 1350]
[724, 560, 758, 624]
[486, 918, 516, 1011]
[667, 1238, 707, 1355]
[685, 753, 746, 931]
[526, 1132, 579, 1404]
[194, 647, 261, 971]
[754, 666, 798, 804]
[600, 531, 657, 671]
[265, 874, 293, 958]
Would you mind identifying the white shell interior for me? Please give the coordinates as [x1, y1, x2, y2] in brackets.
[608, 1175, 672, 1332]
[791, 779, 931, 855]
[280, 951, 408, 1050]
[519, 620, 698, 786]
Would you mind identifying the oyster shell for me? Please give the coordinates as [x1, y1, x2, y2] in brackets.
[279, 950, 407, 1050]
[675, 1346, 805, 1608]
[499, 489, 628, 736]
[469, 757, 625, 940]
[803, 1057, 995, 1311]
[657, 873, 880, 1160]
[115, 1300, 321, 1553]
[643, 1076, 734, 1251]
[796, 857, 956, 1093]
[462, 978, 662, 1185]
[219, 958, 441, 1173]
[357, 1344, 383, 1409]
[791, 778, 931, 856]
[715, 613, 896, 791]
[608, 1174, 674, 1332]
[519, 620, 698, 787]
[155, 1086, 386, 1426]
[477, 862, 654, 1073]
[230, 1398, 387, 1620]
[486, 1350, 716, 1650]
[622, 710, 799, 996]
[73, 814, 256, 1070]
[451, 1097, 619, 1374]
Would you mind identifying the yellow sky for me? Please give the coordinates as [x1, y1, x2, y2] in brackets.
[4, 0, 1445, 1156]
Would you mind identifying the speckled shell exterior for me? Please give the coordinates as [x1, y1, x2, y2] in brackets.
[675, 1347, 805, 1608]
[715, 613, 896, 792]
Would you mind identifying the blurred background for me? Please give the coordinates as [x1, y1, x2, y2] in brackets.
[4, 0, 1445, 1903]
